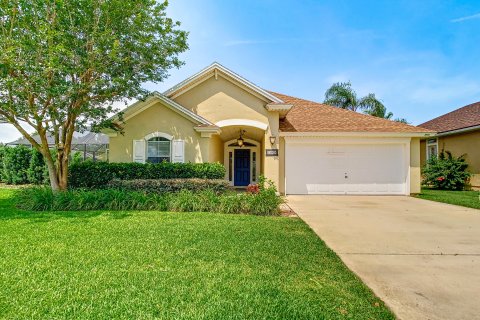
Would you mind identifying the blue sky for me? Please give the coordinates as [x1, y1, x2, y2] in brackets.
[1, 0, 479, 142]
[158, 0, 480, 123]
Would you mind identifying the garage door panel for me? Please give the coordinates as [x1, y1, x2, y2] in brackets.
[286, 142, 407, 195]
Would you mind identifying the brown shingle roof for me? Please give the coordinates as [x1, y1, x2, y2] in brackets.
[418, 101, 480, 133]
[269, 91, 434, 133]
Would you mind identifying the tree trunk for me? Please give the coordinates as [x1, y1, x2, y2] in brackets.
[44, 155, 60, 191]
[55, 150, 69, 191]
[58, 156, 69, 191]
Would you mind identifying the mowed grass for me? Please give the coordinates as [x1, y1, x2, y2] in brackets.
[0, 189, 393, 319]
[416, 188, 480, 210]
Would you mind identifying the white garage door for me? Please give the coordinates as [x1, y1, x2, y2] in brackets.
[285, 142, 408, 195]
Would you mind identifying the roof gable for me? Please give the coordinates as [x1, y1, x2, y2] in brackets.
[120, 92, 213, 126]
[419, 101, 480, 133]
[270, 92, 434, 134]
[163, 62, 284, 104]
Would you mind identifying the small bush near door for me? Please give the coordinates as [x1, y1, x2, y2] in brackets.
[422, 150, 471, 190]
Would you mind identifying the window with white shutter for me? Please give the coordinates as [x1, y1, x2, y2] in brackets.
[133, 140, 146, 163]
[146, 137, 171, 163]
[171, 140, 185, 163]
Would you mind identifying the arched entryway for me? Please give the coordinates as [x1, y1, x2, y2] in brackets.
[224, 138, 261, 187]
[214, 120, 266, 187]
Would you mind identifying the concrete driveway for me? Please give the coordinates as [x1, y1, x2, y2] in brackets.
[287, 195, 480, 320]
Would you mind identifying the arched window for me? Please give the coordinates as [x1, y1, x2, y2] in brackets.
[147, 137, 171, 163]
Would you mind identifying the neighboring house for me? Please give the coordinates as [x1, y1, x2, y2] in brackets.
[7, 131, 109, 161]
[104, 62, 434, 195]
[419, 102, 480, 187]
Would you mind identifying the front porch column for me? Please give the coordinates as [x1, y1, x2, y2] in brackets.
[263, 114, 280, 189]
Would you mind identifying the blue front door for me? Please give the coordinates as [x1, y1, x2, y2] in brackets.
[234, 149, 250, 186]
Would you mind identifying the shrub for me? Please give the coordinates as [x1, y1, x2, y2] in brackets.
[246, 176, 283, 215]
[70, 152, 84, 166]
[27, 149, 49, 185]
[1, 145, 32, 184]
[16, 177, 283, 216]
[422, 150, 471, 190]
[68, 161, 226, 189]
[0, 146, 51, 185]
[107, 178, 230, 194]
[0, 146, 5, 169]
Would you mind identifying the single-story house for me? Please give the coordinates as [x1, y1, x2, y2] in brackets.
[419, 101, 480, 188]
[104, 62, 434, 195]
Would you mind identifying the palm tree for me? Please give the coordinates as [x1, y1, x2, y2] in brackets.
[363, 98, 393, 119]
[394, 118, 409, 124]
[323, 82, 359, 111]
[324, 82, 408, 123]
[324, 82, 385, 112]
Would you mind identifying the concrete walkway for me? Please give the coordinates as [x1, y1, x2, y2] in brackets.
[287, 195, 480, 320]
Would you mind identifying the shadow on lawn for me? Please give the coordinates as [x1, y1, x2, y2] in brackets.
[0, 194, 132, 222]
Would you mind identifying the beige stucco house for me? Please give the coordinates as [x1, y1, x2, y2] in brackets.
[105, 63, 434, 195]
[419, 102, 480, 188]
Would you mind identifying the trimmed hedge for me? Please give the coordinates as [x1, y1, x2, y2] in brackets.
[1, 145, 31, 184]
[15, 186, 283, 216]
[27, 149, 49, 185]
[107, 178, 230, 194]
[69, 161, 226, 189]
[0, 146, 49, 185]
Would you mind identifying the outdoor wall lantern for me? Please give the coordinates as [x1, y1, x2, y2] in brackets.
[269, 135, 277, 145]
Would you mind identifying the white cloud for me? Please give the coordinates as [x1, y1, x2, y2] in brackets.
[451, 13, 480, 23]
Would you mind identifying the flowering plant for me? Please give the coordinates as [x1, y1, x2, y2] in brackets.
[422, 150, 471, 190]
[246, 183, 260, 194]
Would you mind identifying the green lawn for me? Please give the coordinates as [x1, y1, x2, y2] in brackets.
[416, 188, 480, 210]
[0, 189, 393, 319]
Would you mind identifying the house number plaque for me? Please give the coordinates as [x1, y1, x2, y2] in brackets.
[266, 149, 279, 157]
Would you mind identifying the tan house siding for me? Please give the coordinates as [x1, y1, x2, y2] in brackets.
[420, 130, 480, 187]
[410, 138, 421, 194]
[109, 100, 208, 163]
[208, 134, 224, 163]
[420, 139, 426, 165]
[279, 136, 286, 194]
[262, 112, 280, 189]
[173, 76, 270, 124]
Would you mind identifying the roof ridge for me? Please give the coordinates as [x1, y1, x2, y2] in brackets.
[163, 62, 284, 103]
[268, 90, 428, 131]
[419, 101, 480, 127]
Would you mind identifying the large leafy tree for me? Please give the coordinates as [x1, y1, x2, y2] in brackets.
[324, 81, 408, 123]
[0, 0, 188, 191]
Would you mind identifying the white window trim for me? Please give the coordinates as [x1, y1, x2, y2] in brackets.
[145, 132, 173, 163]
[426, 138, 438, 161]
[224, 138, 261, 187]
[144, 132, 173, 141]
